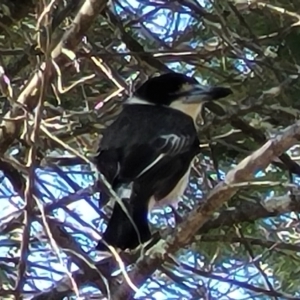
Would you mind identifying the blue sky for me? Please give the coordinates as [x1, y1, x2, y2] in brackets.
[0, 0, 295, 299]
[0, 165, 253, 299]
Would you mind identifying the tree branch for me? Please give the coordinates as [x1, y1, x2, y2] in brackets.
[0, 0, 109, 155]
[112, 120, 300, 299]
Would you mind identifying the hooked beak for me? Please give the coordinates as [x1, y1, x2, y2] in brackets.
[181, 84, 232, 104]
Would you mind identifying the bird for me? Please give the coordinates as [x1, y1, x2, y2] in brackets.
[95, 72, 232, 251]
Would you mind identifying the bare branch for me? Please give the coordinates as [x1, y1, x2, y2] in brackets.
[112, 120, 300, 298]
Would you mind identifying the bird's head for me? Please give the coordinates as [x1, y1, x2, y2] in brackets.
[126, 72, 232, 121]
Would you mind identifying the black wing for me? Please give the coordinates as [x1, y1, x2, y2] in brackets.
[95, 104, 199, 185]
[95, 105, 200, 250]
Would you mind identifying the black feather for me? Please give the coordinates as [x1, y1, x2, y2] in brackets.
[94, 73, 232, 251]
[95, 105, 199, 250]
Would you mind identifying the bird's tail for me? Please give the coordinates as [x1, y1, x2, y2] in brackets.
[96, 197, 152, 251]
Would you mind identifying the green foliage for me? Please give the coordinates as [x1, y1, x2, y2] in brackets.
[1, 0, 300, 299]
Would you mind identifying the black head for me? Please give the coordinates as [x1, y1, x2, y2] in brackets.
[132, 72, 232, 106]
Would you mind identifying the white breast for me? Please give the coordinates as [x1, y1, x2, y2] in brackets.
[148, 165, 192, 211]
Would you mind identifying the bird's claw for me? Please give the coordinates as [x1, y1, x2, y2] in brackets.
[145, 239, 168, 260]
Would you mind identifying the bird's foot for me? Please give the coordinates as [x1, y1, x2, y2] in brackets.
[144, 239, 167, 260]
[144, 239, 179, 265]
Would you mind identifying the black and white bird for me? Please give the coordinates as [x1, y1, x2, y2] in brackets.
[95, 72, 232, 251]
